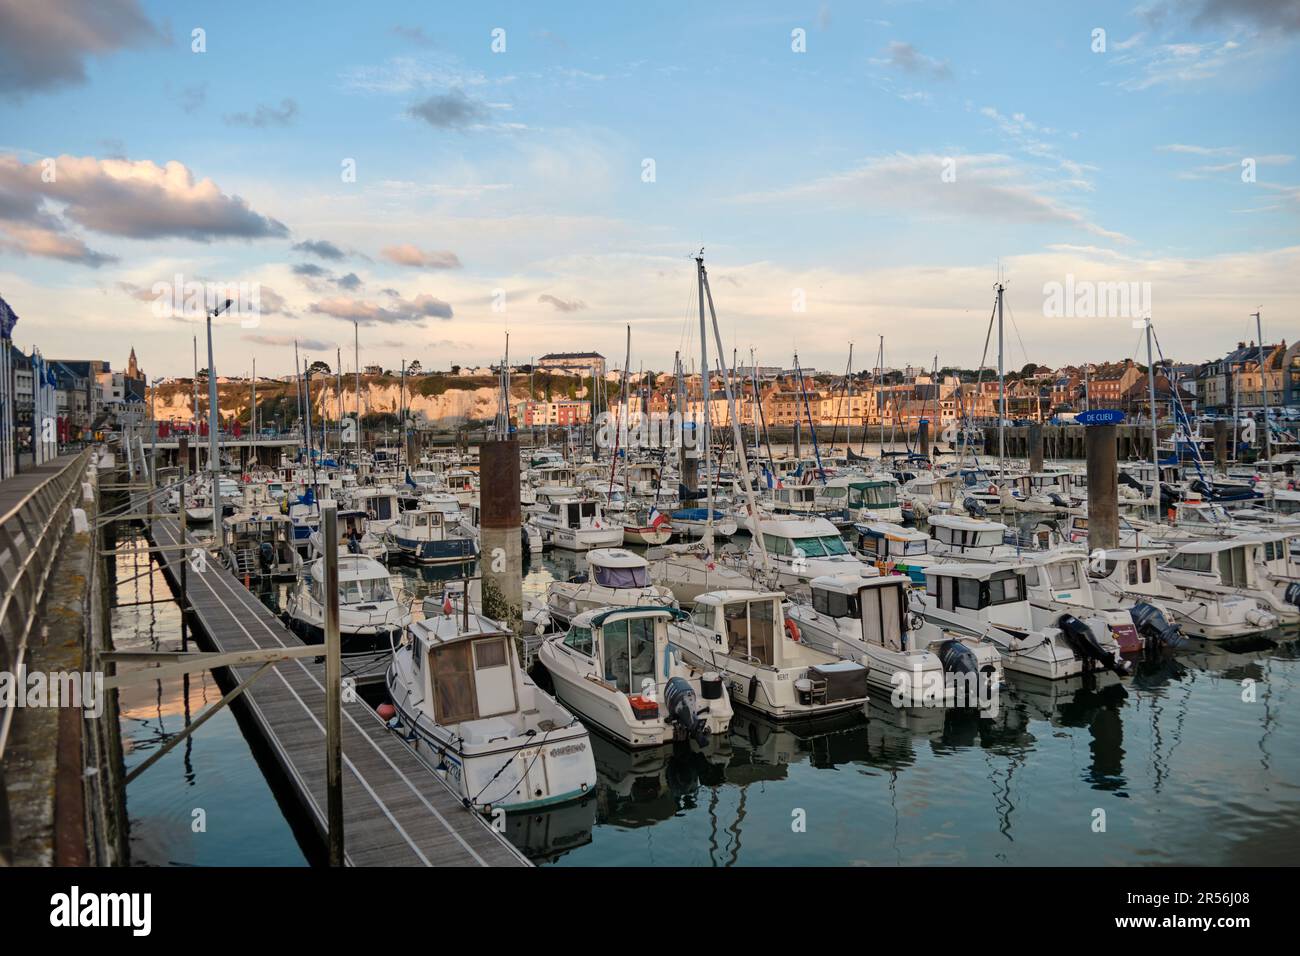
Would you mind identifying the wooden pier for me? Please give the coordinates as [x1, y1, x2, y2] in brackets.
[147, 516, 528, 867]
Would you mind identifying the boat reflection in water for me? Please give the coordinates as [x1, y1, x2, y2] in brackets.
[505, 793, 598, 864]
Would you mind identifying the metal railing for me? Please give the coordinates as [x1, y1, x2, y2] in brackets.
[0, 448, 92, 860]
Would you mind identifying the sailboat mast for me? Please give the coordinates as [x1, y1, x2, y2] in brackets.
[696, 253, 713, 546]
[1146, 317, 1159, 509]
[996, 282, 1006, 470]
[354, 321, 361, 471]
[1255, 310, 1276, 509]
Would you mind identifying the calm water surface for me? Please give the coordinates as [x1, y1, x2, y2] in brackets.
[114, 524, 1300, 866]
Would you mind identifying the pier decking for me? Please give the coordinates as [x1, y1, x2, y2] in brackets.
[147, 516, 528, 867]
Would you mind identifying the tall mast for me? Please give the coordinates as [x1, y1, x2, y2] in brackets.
[336, 347, 343, 457]
[354, 321, 361, 470]
[249, 357, 255, 472]
[700, 260, 769, 574]
[1255, 310, 1276, 510]
[996, 281, 1005, 471]
[696, 252, 713, 548]
[205, 301, 226, 551]
[1145, 317, 1159, 509]
[293, 340, 303, 459]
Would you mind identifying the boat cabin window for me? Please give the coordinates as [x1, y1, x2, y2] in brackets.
[723, 600, 776, 665]
[563, 626, 593, 656]
[859, 584, 905, 651]
[690, 605, 714, 630]
[339, 577, 393, 604]
[1217, 548, 1250, 587]
[790, 535, 849, 558]
[813, 587, 858, 618]
[1047, 561, 1081, 589]
[900, 537, 927, 556]
[430, 642, 476, 724]
[601, 616, 657, 696]
[987, 571, 1024, 605]
[1022, 566, 1041, 587]
[1165, 551, 1213, 573]
[857, 534, 880, 556]
[820, 486, 847, 500]
[593, 564, 648, 588]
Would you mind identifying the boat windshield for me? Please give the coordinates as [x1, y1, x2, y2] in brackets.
[792, 535, 850, 557]
[338, 578, 394, 604]
[593, 565, 649, 588]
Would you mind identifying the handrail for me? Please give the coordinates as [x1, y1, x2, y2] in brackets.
[0, 448, 93, 763]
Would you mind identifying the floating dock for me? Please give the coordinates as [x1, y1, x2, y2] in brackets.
[147, 516, 528, 867]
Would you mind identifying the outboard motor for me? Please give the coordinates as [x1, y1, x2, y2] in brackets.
[937, 638, 979, 677]
[1285, 582, 1300, 609]
[258, 540, 275, 570]
[1129, 601, 1186, 649]
[963, 496, 987, 517]
[1057, 613, 1131, 674]
[664, 675, 710, 747]
[1048, 492, 1071, 509]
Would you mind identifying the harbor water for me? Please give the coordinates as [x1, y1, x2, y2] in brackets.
[113, 525, 1300, 867]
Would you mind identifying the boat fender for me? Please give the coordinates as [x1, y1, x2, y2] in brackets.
[747, 673, 759, 706]
[1057, 613, 1130, 674]
[377, 703, 396, 720]
[785, 618, 801, 642]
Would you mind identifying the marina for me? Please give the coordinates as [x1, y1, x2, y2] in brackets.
[0, 4, 1296, 917]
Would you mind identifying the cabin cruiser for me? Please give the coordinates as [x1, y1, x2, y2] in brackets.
[788, 574, 1004, 708]
[1089, 547, 1279, 639]
[1158, 539, 1298, 624]
[384, 500, 478, 565]
[350, 485, 402, 536]
[902, 473, 960, 522]
[222, 513, 296, 580]
[912, 563, 1130, 680]
[849, 522, 931, 585]
[667, 590, 869, 720]
[536, 606, 733, 749]
[1243, 530, 1300, 607]
[285, 552, 412, 648]
[529, 494, 623, 551]
[545, 548, 677, 628]
[1003, 548, 1150, 655]
[926, 513, 1018, 560]
[748, 516, 875, 587]
[386, 609, 597, 811]
[844, 476, 904, 524]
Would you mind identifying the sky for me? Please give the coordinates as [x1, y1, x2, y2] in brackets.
[1, 0, 1297, 380]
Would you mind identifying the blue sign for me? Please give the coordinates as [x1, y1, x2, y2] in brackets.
[1076, 409, 1126, 426]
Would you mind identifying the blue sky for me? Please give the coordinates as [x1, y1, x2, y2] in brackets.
[1, 0, 1297, 378]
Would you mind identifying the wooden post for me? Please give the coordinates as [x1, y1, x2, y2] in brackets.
[321, 501, 344, 865]
[178, 435, 189, 650]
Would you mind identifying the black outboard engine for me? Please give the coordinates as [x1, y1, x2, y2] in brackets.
[258, 541, 275, 570]
[1285, 583, 1300, 609]
[1129, 601, 1186, 649]
[938, 638, 979, 677]
[963, 496, 987, 517]
[1057, 613, 1131, 674]
[664, 676, 710, 747]
[1048, 492, 1071, 509]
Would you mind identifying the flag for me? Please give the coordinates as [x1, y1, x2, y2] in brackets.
[0, 294, 18, 338]
[648, 506, 668, 529]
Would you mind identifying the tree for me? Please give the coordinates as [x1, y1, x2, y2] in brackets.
[308, 360, 331, 376]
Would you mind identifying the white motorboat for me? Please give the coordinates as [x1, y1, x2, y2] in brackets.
[788, 573, 1004, 708]
[285, 552, 412, 649]
[384, 499, 479, 565]
[536, 606, 733, 749]
[748, 516, 875, 587]
[667, 589, 870, 720]
[1158, 538, 1297, 624]
[1089, 547, 1279, 640]
[545, 548, 677, 628]
[528, 494, 624, 551]
[386, 609, 596, 811]
[912, 563, 1130, 680]
[647, 541, 768, 606]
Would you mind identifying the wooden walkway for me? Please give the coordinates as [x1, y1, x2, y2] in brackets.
[148, 517, 528, 867]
